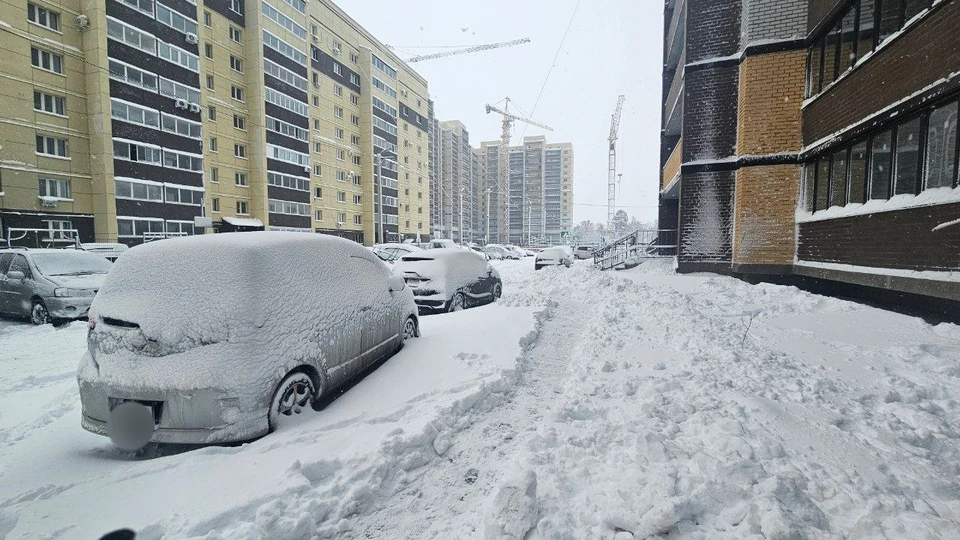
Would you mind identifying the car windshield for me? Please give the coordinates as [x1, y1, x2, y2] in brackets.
[31, 252, 113, 276]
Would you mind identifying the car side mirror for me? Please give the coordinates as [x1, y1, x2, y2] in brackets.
[388, 275, 406, 292]
[7, 271, 25, 281]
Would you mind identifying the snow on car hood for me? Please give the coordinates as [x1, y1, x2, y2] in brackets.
[46, 273, 107, 289]
[90, 233, 404, 375]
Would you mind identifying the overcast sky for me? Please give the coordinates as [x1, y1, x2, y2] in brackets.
[346, 0, 665, 226]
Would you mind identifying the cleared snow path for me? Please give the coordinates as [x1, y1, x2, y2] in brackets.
[352, 263, 590, 539]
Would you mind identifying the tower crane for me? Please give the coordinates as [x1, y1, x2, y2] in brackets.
[608, 95, 626, 234]
[485, 98, 553, 244]
[388, 38, 531, 63]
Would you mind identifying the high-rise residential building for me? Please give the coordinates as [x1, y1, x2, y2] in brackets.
[438, 120, 480, 243]
[427, 99, 442, 239]
[481, 136, 574, 246]
[659, 0, 959, 312]
[0, 0, 431, 246]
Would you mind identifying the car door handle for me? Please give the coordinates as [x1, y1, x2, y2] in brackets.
[359, 306, 372, 312]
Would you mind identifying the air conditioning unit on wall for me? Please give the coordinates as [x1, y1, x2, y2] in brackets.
[185, 32, 198, 45]
[188, 103, 201, 113]
[175, 98, 189, 109]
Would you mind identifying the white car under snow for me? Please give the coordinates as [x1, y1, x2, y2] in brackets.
[77, 232, 419, 449]
[393, 248, 503, 315]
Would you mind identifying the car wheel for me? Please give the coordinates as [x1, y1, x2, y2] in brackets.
[31, 301, 50, 325]
[449, 293, 466, 312]
[268, 371, 317, 432]
[403, 317, 418, 340]
[492, 283, 502, 301]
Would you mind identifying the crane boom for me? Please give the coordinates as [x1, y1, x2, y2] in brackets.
[608, 95, 626, 234]
[484, 104, 554, 132]
[404, 38, 531, 63]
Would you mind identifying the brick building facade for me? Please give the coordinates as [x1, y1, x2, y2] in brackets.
[659, 0, 960, 312]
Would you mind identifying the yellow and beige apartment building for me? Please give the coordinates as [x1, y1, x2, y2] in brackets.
[0, 0, 430, 246]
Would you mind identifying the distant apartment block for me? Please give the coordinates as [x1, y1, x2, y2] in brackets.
[0, 0, 431, 246]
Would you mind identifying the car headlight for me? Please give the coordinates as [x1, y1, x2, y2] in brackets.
[55, 288, 97, 298]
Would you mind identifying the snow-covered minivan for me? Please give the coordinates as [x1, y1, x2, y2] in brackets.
[78, 232, 419, 449]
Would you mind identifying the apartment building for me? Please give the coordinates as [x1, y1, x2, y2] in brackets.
[438, 120, 479, 243]
[0, 0, 431, 246]
[659, 0, 959, 311]
[480, 136, 574, 246]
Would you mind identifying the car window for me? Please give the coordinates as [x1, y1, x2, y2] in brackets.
[30, 252, 112, 276]
[0, 253, 13, 274]
[9, 255, 31, 277]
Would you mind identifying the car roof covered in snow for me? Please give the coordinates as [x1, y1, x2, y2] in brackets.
[91, 232, 390, 346]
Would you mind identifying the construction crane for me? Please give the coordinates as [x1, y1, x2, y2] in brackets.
[485, 98, 553, 244]
[390, 38, 531, 63]
[608, 95, 626, 234]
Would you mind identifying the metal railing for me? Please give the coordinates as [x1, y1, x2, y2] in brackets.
[593, 229, 678, 271]
[142, 232, 188, 243]
[5, 228, 81, 249]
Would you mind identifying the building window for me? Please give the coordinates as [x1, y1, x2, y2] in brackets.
[114, 178, 162, 202]
[806, 0, 934, 98]
[237, 200, 248, 214]
[28, 3, 60, 31]
[336, 149, 345, 160]
[338, 212, 346, 224]
[869, 129, 893, 200]
[234, 114, 246, 130]
[156, 3, 198, 35]
[334, 106, 343, 118]
[351, 115, 360, 126]
[314, 119, 320, 130]
[36, 134, 67, 157]
[212, 197, 220, 212]
[354, 214, 362, 225]
[337, 191, 346, 202]
[313, 95, 319, 106]
[203, 10, 211, 27]
[829, 148, 848, 209]
[924, 100, 959, 190]
[335, 128, 344, 140]
[352, 155, 361, 166]
[350, 52, 359, 64]
[206, 74, 214, 89]
[205, 43, 213, 59]
[333, 63, 342, 76]
[314, 187, 322, 198]
[235, 172, 247, 186]
[351, 94, 359, 106]
[30, 47, 62, 74]
[208, 106, 217, 121]
[38, 177, 70, 199]
[230, 56, 243, 73]
[231, 86, 244, 102]
[314, 164, 322, 176]
[315, 209, 323, 221]
[163, 149, 203, 171]
[114, 139, 161, 164]
[353, 194, 361, 205]
[849, 141, 868, 205]
[235, 144, 246, 158]
[337, 170, 346, 182]
[314, 142, 322, 153]
[894, 116, 922, 196]
[210, 167, 219, 183]
[33, 91, 65, 116]
[350, 73, 360, 86]
[351, 134, 361, 146]
[230, 26, 242, 42]
[209, 137, 218, 152]
[334, 84, 343, 97]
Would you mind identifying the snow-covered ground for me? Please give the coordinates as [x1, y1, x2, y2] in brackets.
[2, 259, 960, 539]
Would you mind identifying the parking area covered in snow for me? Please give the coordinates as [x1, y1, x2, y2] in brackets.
[1, 258, 960, 539]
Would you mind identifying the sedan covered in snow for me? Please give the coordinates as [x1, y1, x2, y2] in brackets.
[535, 246, 574, 270]
[372, 242, 425, 263]
[0, 248, 111, 325]
[393, 248, 502, 315]
[78, 232, 420, 449]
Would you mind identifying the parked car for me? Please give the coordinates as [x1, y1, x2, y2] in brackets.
[481, 246, 505, 260]
[470, 246, 492, 260]
[0, 248, 112, 325]
[484, 245, 514, 260]
[393, 248, 502, 314]
[488, 244, 523, 260]
[575, 245, 596, 260]
[77, 232, 420, 449]
[428, 239, 460, 250]
[373, 243, 426, 263]
[535, 246, 575, 270]
[81, 243, 129, 262]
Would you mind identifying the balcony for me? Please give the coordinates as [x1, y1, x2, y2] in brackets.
[664, 0, 686, 72]
[662, 47, 685, 134]
[662, 139, 682, 191]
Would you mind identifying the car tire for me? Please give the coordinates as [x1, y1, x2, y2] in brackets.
[403, 316, 418, 340]
[31, 300, 50, 325]
[268, 371, 318, 432]
[448, 293, 466, 312]
[492, 283, 502, 301]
